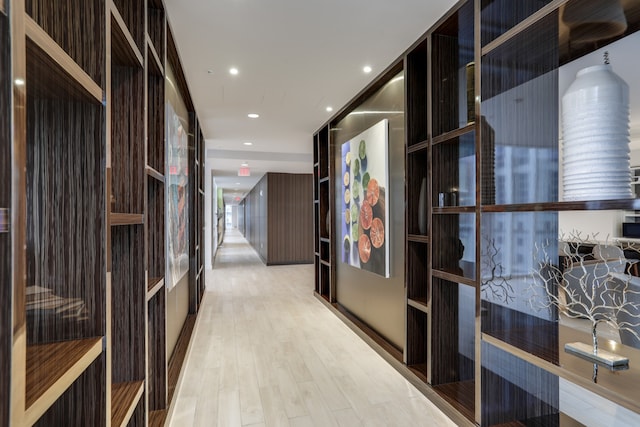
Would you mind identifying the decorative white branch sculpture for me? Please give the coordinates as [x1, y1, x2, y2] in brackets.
[529, 231, 640, 382]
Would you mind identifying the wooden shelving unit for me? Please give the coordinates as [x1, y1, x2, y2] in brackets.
[313, 125, 335, 302]
[0, 6, 11, 426]
[4, 0, 205, 425]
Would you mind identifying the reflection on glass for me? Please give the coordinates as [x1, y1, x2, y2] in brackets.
[481, 342, 560, 426]
[481, 212, 559, 363]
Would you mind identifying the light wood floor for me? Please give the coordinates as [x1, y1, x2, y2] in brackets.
[167, 229, 457, 427]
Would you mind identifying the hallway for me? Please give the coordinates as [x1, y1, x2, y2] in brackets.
[168, 229, 457, 426]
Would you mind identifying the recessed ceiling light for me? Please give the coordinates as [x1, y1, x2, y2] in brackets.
[235, 182, 241, 185]
[243, 142, 253, 146]
[241, 162, 249, 167]
[229, 67, 239, 75]
[14, 78, 25, 86]
[326, 106, 333, 112]
[248, 113, 259, 118]
[363, 65, 372, 73]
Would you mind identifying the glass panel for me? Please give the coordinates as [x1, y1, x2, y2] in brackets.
[481, 13, 559, 205]
[433, 131, 476, 208]
[432, 0, 475, 136]
[482, 342, 561, 426]
[481, 0, 555, 46]
[433, 213, 476, 280]
[481, 212, 560, 364]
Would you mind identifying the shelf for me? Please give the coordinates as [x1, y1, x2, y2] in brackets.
[407, 234, 429, 243]
[145, 165, 165, 183]
[319, 176, 330, 184]
[111, 381, 144, 427]
[146, 36, 164, 76]
[407, 140, 429, 153]
[319, 237, 330, 243]
[408, 364, 427, 382]
[147, 276, 165, 300]
[481, 199, 640, 213]
[110, 213, 144, 226]
[407, 298, 428, 313]
[432, 268, 477, 287]
[433, 206, 476, 214]
[148, 410, 167, 427]
[432, 123, 475, 145]
[198, 189, 205, 196]
[110, 4, 143, 67]
[320, 259, 331, 267]
[25, 337, 103, 425]
[433, 380, 475, 423]
[25, 15, 102, 103]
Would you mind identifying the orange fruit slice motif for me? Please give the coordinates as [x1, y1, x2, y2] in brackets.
[370, 217, 384, 248]
[358, 234, 371, 263]
[366, 178, 379, 206]
[360, 200, 373, 230]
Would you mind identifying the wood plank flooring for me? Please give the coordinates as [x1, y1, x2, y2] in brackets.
[168, 229, 457, 426]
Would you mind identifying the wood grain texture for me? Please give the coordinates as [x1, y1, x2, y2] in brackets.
[147, 72, 165, 173]
[111, 225, 146, 383]
[112, 64, 144, 214]
[147, 179, 165, 279]
[147, 276, 165, 299]
[26, 96, 105, 344]
[406, 39, 429, 146]
[168, 313, 196, 404]
[110, 213, 144, 226]
[431, 278, 461, 385]
[111, 381, 144, 427]
[26, 0, 105, 86]
[0, 12, 10, 427]
[407, 240, 429, 305]
[167, 27, 194, 111]
[25, 18, 102, 103]
[110, 7, 143, 68]
[244, 174, 268, 263]
[406, 305, 428, 372]
[406, 149, 428, 236]
[148, 290, 167, 411]
[267, 173, 314, 265]
[25, 338, 102, 423]
[149, 409, 167, 427]
[188, 113, 198, 314]
[147, 5, 165, 65]
[433, 380, 475, 422]
[112, 0, 144, 53]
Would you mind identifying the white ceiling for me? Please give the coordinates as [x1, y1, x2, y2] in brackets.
[164, 0, 458, 204]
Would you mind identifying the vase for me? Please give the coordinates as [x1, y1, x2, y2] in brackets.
[418, 177, 427, 235]
[562, 63, 631, 201]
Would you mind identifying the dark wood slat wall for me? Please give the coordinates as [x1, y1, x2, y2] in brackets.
[147, 5, 165, 62]
[112, 0, 144, 52]
[111, 225, 146, 383]
[147, 290, 167, 411]
[111, 65, 145, 214]
[267, 173, 314, 265]
[25, 0, 105, 86]
[0, 11, 10, 427]
[34, 357, 107, 427]
[147, 72, 165, 174]
[245, 173, 314, 265]
[26, 97, 105, 344]
[188, 113, 197, 313]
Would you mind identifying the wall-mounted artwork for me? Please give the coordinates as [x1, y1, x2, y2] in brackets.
[166, 102, 189, 289]
[341, 119, 390, 277]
